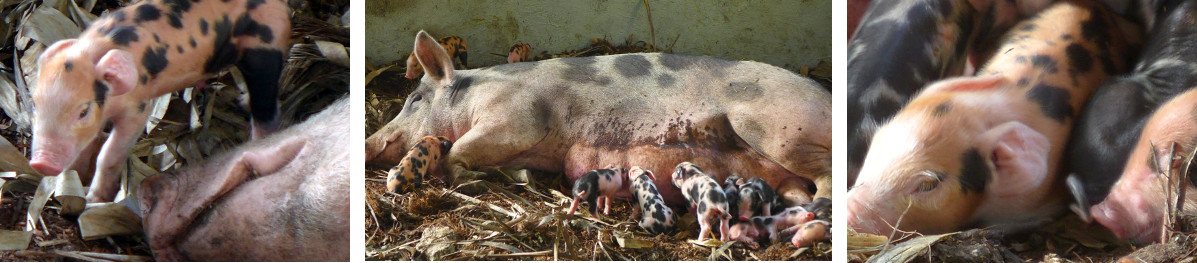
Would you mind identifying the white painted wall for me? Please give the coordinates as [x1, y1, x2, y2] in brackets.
[366, 0, 831, 72]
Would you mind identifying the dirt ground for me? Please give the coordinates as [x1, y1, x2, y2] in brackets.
[363, 40, 834, 260]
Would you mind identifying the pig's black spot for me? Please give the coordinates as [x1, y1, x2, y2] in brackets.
[1081, 15, 1111, 41]
[93, 80, 108, 106]
[1027, 84, 1073, 123]
[142, 46, 169, 78]
[153, 33, 161, 43]
[176, 45, 184, 54]
[659, 54, 696, 71]
[488, 62, 536, 74]
[168, 14, 183, 28]
[189, 37, 197, 48]
[698, 202, 707, 212]
[1066, 43, 1093, 73]
[560, 56, 611, 85]
[959, 148, 990, 193]
[1018, 24, 1036, 32]
[140, 74, 149, 85]
[1017, 77, 1030, 87]
[614, 54, 651, 78]
[932, 102, 951, 117]
[107, 26, 139, 46]
[726, 81, 763, 101]
[237, 48, 284, 128]
[233, 14, 274, 43]
[138, 101, 147, 112]
[652, 204, 666, 219]
[205, 16, 239, 74]
[688, 187, 700, 201]
[247, 0, 264, 9]
[64, 61, 73, 72]
[1060, 34, 1072, 40]
[199, 19, 209, 36]
[163, 0, 191, 13]
[134, 5, 161, 23]
[657, 74, 675, 87]
[1030, 55, 1058, 73]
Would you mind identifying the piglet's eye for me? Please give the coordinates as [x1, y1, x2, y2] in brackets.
[916, 171, 941, 192]
[78, 103, 91, 119]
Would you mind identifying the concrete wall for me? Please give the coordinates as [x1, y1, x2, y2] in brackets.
[365, 0, 831, 72]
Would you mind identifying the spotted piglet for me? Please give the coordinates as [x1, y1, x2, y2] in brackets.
[629, 166, 676, 235]
[568, 166, 624, 216]
[386, 136, 453, 194]
[507, 42, 531, 63]
[404, 35, 467, 79]
[671, 162, 732, 241]
[738, 177, 782, 221]
[723, 173, 743, 222]
[30, 0, 290, 203]
[791, 220, 831, 248]
[847, 0, 1140, 235]
[728, 206, 816, 249]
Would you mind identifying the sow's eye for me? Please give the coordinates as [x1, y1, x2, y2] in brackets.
[411, 94, 423, 102]
[916, 171, 943, 192]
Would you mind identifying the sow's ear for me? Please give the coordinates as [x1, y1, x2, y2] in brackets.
[412, 30, 455, 87]
[39, 39, 78, 65]
[921, 75, 1007, 96]
[96, 49, 139, 96]
[976, 121, 1051, 197]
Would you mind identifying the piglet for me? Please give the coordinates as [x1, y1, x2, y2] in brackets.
[671, 162, 731, 241]
[791, 220, 831, 248]
[568, 166, 624, 216]
[1092, 88, 1197, 244]
[507, 42, 531, 63]
[728, 206, 816, 249]
[629, 166, 676, 234]
[723, 173, 743, 222]
[385, 136, 452, 193]
[404, 35, 467, 79]
[738, 177, 782, 220]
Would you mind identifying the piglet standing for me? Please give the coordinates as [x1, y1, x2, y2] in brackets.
[671, 162, 731, 241]
[629, 166, 676, 234]
[386, 136, 452, 193]
[723, 173, 743, 222]
[568, 166, 624, 216]
[30, 0, 291, 203]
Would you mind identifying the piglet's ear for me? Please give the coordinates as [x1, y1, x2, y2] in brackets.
[96, 49, 139, 96]
[922, 75, 1007, 96]
[39, 39, 77, 66]
[976, 121, 1050, 197]
[412, 30, 455, 87]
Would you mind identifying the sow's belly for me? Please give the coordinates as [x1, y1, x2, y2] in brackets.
[503, 117, 802, 206]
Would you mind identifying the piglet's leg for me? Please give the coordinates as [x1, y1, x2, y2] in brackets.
[87, 108, 151, 203]
[234, 1, 290, 140]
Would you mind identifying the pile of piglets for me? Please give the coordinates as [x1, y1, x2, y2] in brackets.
[848, 0, 1197, 247]
[567, 162, 830, 248]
